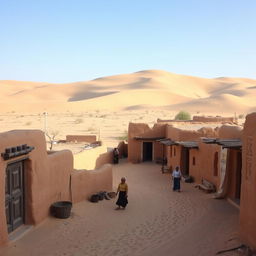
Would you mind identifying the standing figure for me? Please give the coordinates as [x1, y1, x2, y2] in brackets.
[116, 177, 128, 210]
[113, 148, 119, 164]
[172, 166, 182, 192]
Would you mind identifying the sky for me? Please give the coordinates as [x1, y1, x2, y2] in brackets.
[0, 0, 255, 83]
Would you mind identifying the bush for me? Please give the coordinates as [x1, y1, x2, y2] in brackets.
[174, 111, 191, 121]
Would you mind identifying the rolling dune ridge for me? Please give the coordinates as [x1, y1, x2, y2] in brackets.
[1, 70, 255, 114]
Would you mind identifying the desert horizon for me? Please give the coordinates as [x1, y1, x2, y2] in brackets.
[1, 69, 255, 115]
[0, 69, 251, 149]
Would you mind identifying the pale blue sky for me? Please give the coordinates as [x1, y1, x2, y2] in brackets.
[0, 0, 255, 82]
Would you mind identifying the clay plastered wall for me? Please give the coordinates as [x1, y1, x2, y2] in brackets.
[140, 123, 166, 138]
[71, 164, 113, 203]
[166, 126, 181, 141]
[0, 130, 73, 245]
[167, 145, 182, 171]
[240, 113, 256, 249]
[218, 125, 243, 139]
[167, 126, 217, 141]
[196, 142, 221, 188]
[154, 141, 164, 160]
[66, 135, 97, 143]
[74, 146, 113, 170]
[189, 149, 201, 183]
[193, 116, 235, 123]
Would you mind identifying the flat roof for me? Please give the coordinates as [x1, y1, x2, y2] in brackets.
[134, 136, 165, 141]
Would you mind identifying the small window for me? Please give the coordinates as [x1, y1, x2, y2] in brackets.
[192, 157, 196, 165]
[174, 147, 176, 156]
[213, 152, 218, 176]
[170, 146, 173, 157]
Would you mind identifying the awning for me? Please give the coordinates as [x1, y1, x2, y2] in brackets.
[216, 139, 242, 149]
[202, 138, 242, 149]
[134, 136, 165, 141]
[201, 138, 217, 144]
[157, 139, 177, 146]
[176, 141, 199, 149]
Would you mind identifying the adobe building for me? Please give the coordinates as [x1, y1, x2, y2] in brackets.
[164, 125, 218, 176]
[240, 112, 256, 249]
[188, 125, 242, 202]
[128, 115, 237, 166]
[128, 120, 243, 204]
[0, 130, 112, 246]
[128, 123, 166, 163]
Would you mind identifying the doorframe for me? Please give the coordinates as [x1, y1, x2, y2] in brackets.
[5, 157, 28, 234]
[141, 141, 154, 162]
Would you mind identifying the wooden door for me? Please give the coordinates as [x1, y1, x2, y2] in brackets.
[180, 147, 189, 176]
[5, 161, 24, 233]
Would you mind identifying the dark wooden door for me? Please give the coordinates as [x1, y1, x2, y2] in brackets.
[5, 161, 24, 233]
[143, 142, 153, 161]
[180, 147, 189, 176]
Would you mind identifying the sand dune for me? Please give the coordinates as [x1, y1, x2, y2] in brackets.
[0, 70, 256, 115]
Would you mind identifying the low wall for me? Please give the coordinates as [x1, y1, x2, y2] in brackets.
[30, 150, 73, 225]
[66, 135, 97, 143]
[0, 129, 115, 246]
[71, 164, 113, 203]
[193, 116, 235, 123]
[0, 130, 74, 245]
[117, 141, 128, 158]
[74, 146, 113, 170]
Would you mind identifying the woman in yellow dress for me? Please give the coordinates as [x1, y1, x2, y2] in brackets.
[116, 177, 128, 210]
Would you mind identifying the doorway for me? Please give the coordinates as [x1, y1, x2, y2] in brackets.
[5, 161, 25, 233]
[143, 142, 153, 161]
[180, 147, 189, 176]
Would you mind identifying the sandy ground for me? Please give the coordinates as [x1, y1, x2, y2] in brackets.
[0, 160, 243, 256]
[0, 109, 186, 150]
[0, 110, 245, 153]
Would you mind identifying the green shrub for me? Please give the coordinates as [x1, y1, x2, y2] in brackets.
[174, 111, 191, 121]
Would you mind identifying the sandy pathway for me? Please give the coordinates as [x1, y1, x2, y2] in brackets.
[0, 161, 241, 256]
